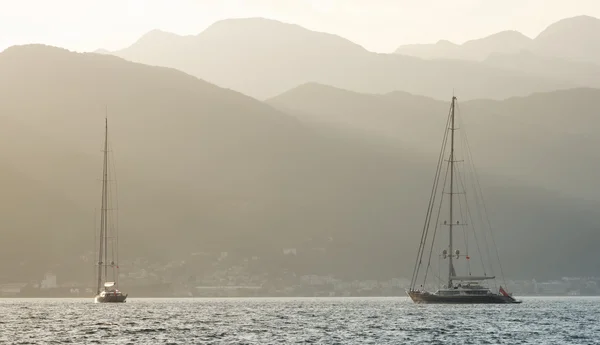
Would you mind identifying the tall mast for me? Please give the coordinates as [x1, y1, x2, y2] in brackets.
[96, 117, 109, 294]
[103, 117, 108, 285]
[448, 96, 457, 288]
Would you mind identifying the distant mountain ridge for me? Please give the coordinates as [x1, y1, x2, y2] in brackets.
[483, 50, 600, 88]
[396, 30, 532, 61]
[268, 83, 600, 201]
[395, 15, 600, 64]
[1, 44, 599, 283]
[102, 17, 574, 101]
[533, 15, 600, 63]
[267, 82, 600, 277]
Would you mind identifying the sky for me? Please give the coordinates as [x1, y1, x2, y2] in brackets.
[1, 0, 599, 53]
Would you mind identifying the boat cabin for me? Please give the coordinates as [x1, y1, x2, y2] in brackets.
[436, 281, 493, 296]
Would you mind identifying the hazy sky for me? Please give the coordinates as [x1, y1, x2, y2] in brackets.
[1, 0, 599, 53]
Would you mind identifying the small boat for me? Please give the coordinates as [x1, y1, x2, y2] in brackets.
[407, 96, 520, 304]
[94, 118, 127, 303]
[95, 282, 127, 303]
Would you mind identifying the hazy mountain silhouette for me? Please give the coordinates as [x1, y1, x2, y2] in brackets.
[0, 44, 431, 282]
[396, 31, 532, 61]
[533, 15, 600, 64]
[483, 50, 600, 88]
[0, 161, 87, 283]
[269, 83, 600, 201]
[395, 15, 600, 65]
[106, 18, 572, 101]
[268, 83, 600, 278]
[0, 45, 596, 284]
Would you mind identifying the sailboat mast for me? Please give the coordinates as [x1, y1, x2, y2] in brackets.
[448, 96, 456, 288]
[103, 118, 109, 285]
[96, 118, 109, 294]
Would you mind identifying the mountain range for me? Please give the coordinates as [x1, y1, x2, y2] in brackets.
[395, 15, 600, 91]
[1, 44, 599, 284]
[101, 17, 577, 101]
[395, 15, 600, 64]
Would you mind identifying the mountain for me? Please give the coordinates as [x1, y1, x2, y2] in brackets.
[395, 15, 600, 66]
[0, 45, 597, 283]
[107, 18, 572, 101]
[395, 31, 532, 61]
[0, 161, 87, 283]
[461, 31, 532, 58]
[392, 40, 461, 60]
[0, 44, 435, 282]
[533, 15, 600, 64]
[395, 16, 600, 92]
[268, 83, 600, 277]
[268, 83, 600, 201]
[483, 50, 600, 88]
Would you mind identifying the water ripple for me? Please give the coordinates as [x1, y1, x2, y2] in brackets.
[0, 297, 599, 344]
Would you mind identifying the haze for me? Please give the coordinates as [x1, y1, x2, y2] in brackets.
[2, 0, 600, 53]
[1, 1, 600, 298]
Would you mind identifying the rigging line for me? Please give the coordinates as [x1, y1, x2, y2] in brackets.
[453, 164, 471, 276]
[411, 111, 451, 288]
[108, 137, 121, 286]
[416, 139, 448, 288]
[457, 103, 507, 289]
[455, 105, 499, 293]
[410, 106, 452, 290]
[105, 139, 113, 283]
[453, 114, 487, 277]
[111, 170, 116, 282]
[423, 157, 450, 287]
[467, 156, 494, 275]
[93, 207, 97, 292]
[419, 122, 451, 288]
[455, 108, 495, 276]
[103, 118, 109, 286]
[97, 121, 108, 294]
[113, 148, 121, 286]
[451, 136, 469, 263]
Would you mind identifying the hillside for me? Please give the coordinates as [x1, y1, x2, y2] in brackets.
[396, 31, 532, 61]
[0, 44, 431, 282]
[0, 45, 597, 284]
[483, 51, 600, 88]
[107, 18, 571, 101]
[268, 84, 600, 201]
[268, 83, 600, 277]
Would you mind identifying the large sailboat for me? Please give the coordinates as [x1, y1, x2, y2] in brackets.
[407, 96, 520, 304]
[94, 118, 127, 303]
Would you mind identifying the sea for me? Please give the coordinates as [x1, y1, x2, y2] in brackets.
[1, 297, 598, 344]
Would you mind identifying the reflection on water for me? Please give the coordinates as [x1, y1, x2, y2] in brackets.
[1, 297, 598, 344]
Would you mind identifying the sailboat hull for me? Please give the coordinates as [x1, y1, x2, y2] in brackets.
[94, 294, 127, 303]
[408, 291, 520, 304]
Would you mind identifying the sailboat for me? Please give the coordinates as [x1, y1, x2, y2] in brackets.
[407, 96, 520, 304]
[94, 118, 127, 303]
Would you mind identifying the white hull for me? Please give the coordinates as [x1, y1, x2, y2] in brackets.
[94, 292, 127, 303]
[94, 290, 127, 303]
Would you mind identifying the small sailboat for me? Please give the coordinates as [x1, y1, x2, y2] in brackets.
[94, 118, 127, 303]
[408, 96, 520, 304]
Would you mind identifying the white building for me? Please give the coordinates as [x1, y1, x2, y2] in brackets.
[41, 272, 57, 289]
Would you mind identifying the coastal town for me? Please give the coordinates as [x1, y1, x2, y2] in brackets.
[2, 249, 598, 298]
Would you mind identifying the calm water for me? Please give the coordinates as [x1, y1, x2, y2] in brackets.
[1, 297, 599, 344]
